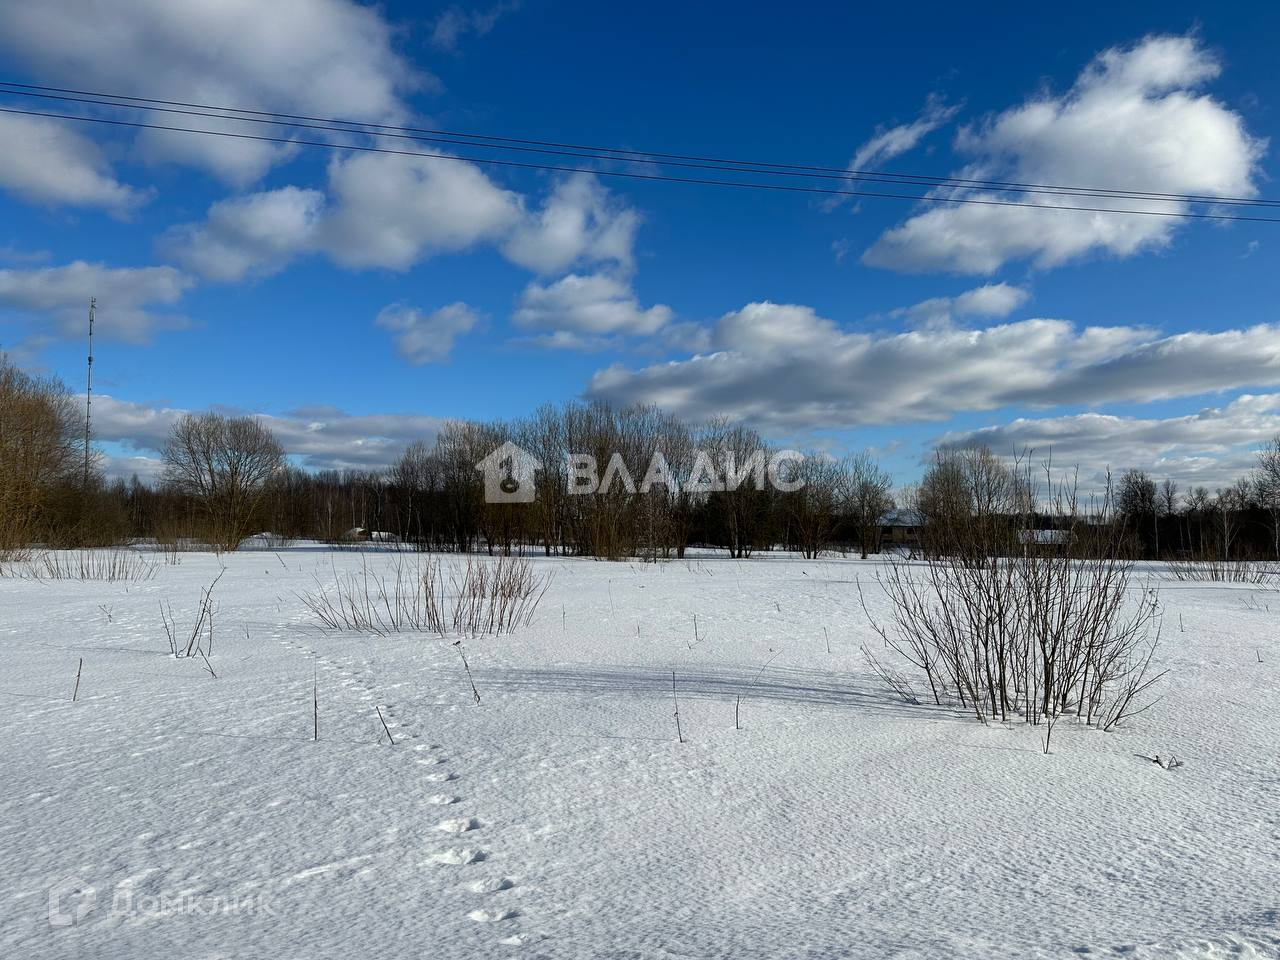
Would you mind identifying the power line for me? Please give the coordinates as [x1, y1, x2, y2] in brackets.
[2, 80, 1276, 209]
[3, 102, 1280, 224]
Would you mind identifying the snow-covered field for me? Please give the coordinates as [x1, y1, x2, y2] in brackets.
[2, 548, 1277, 959]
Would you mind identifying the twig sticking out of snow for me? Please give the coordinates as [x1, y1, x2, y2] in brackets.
[672, 670, 683, 744]
[453, 640, 481, 705]
[376, 706, 395, 746]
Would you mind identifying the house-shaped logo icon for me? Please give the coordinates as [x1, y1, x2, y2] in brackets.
[475, 441, 542, 503]
[48, 876, 96, 927]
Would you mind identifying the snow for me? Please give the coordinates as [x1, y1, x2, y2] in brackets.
[2, 548, 1277, 958]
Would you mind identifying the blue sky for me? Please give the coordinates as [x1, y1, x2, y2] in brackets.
[1, 0, 1278, 489]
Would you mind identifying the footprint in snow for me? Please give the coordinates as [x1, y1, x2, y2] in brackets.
[468, 908, 518, 923]
[435, 817, 480, 834]
[427, 794, 460, 805]
[430, 847, 486, 865]
[423, 772, 457, 782]
[468, 877, 514, 893]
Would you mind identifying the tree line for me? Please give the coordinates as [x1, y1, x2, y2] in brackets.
[5, 349, 1280, 562]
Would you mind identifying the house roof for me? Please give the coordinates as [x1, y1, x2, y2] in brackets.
[880, 508, 924, 527]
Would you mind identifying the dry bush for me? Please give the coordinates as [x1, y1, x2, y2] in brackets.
[299, 555, 552, 637]
[861, 453, 1165, 732]
[299, 556, 448, 636]
[1167, 557, 1278, 584]
[450, 555, 552, 635]
[2, 549, 158, 583]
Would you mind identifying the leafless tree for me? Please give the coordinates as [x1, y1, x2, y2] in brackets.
[845, 452, 894, 559]
[162, 412, 285, 550]
[1256, 436, 1280, 559]
[0, 355, 84, 554]
[1158, 478, 1182, 556]
[786, 454, 846, 559]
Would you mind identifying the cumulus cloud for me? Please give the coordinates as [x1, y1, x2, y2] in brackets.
[850, 94, 959, 170]
[513, 273, 673, 346]
[161, 187, 325, 282]
[863, 36, 1266, 274]
[895, 282, 1030, 330]
[317, 152, 522, 270]
[0, 261, 193, 341]
[0, 0, 423, 184]
[165, 165, 638, 283]
[938, 393, 1280, 491]
[503, 173, 640, 274]
[92, 395, 448, 473]
[0, 113, 147, 213]
[588, 301, 1280, 433]
[375, 302, 480, 364]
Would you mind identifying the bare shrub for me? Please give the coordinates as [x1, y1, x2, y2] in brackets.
[1167, 557, 1278, 584]
[160, 570, 223, 676]
[299, 555, 552, 637]
[450, 555, 552, 636]
[2, 548, 158, 583]
[299, 556, 448, 636]
[861, 452, 1165, 731]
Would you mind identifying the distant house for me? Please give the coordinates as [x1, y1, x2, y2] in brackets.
[880, 508, 923, 551]
[343, 527, 400, 544]
[1017, 528, 1073, 553]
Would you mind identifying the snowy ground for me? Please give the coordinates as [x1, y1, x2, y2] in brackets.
[1, 547, 1277, 959]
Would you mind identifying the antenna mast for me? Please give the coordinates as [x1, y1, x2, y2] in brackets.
[84, 297, 95, 489]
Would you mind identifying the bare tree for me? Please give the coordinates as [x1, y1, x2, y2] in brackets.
[0, 354, 83, 553]
[1158, 478, 1181, 556]
[162, 412, 285, 550]
[1117, 468, 1158, 558]
[1256, 436, 1280, 559]
[786, 454, 846, 559]
[1214, 479, 1250, 562]
[845, 452, 894, 559]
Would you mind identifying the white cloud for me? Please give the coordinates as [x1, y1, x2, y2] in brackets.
[161, 187, 325, 282]
[376, 302, 480, 364]
[318, 152, 522, 270]
[588, 301, 1280, 433]
[894, 282, 1030, 330]
[0, 113, 146, 212]
[863, 36, 1266, 274]
[513, 273, 673, 343]
[953, 283, 1030, 317]
[938, 393, 1280, 491]
[850, 94, 959, 170]
[92, 396, 448, 473]
[503, 173, 640, 274]
[0, 0, 424, 184]
[430, 2, 518, 51]
[165, 163, 643, 284]
[165, 153, 523, 279]
[0, 261, 193, 341]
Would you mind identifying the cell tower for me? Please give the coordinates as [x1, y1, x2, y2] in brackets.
[84, 297, 95, 489]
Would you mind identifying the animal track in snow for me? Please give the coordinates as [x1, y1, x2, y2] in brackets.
[431, 847, 487, 865]
[468, 877, 514, 893]
[468, 908, 518, 923]
[436, 817, 480, 834]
